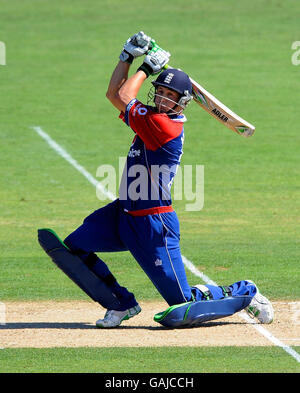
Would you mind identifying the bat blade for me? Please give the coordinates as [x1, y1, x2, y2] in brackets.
[190, 78, 255, 137]
[163, 64, 255, 137]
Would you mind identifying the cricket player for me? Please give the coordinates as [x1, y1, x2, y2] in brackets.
[39, 32, 274, 328]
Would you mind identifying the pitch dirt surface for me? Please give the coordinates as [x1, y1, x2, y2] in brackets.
[1, 301, 299, 348]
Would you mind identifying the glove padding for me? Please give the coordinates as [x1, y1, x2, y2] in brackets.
[137, 43, 171, 77]
[120, 31, 152, 64]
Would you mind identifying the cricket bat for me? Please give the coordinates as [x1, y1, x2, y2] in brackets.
[164, 65, 255, 137]
[147, 39, 255, 137]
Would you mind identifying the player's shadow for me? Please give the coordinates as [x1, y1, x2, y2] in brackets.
[124, 320, 248, 330]
[0, 320, 247, 330]
[0, 322, 95, 330]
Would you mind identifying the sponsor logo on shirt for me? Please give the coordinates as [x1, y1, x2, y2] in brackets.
[128, 148, 141, 158]
[133, 103, 148, 116]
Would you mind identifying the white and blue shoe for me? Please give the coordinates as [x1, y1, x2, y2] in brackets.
[96, 304, 141, 328]
[246, 281, 274, 324]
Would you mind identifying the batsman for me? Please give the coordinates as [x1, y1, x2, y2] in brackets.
[38, 32, 274, 328]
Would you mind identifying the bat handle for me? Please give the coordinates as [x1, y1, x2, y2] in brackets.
[148, 39, 157, 51]
[148, 41, 170, 70]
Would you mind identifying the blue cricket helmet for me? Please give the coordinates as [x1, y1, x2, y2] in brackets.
[152, 68, 193, 96]
[151, 68, 193, 111]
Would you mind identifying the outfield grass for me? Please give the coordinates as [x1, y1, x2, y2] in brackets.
[1, 347, 300, 373]
[0, 0, 299, 373]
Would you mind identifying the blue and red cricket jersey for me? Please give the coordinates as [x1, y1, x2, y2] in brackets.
[119, 98, 186, 215]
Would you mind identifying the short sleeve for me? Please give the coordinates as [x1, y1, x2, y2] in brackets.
[119, 99, 184, 151]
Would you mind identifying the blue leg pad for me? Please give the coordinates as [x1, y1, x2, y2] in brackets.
[38, 228, 120, 310]
[154, 296, 252, 328]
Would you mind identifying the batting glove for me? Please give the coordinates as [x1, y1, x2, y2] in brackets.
[119, 31, 152, 64]
[137, 43, 170, 77]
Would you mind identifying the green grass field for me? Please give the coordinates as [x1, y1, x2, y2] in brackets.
[0, 0, 300, 374]
[1, 347, 299, 373]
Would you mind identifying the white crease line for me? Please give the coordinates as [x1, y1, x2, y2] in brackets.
[181, 255, 217, 286]
[239, 310, 300, 361]
[32, 125, 300, 364]
[32, 126, 115, 201]
[181, 247, 300, 364]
